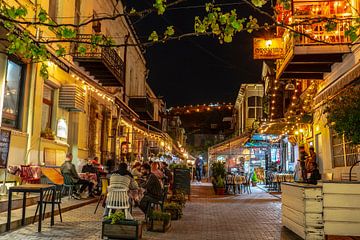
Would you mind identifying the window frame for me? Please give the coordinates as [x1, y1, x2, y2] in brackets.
[247, 96, 263, 119]
[1, 58, 26, 129]
[41, 84, 55, 131]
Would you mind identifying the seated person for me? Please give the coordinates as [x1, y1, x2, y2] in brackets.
[151, 162, 164, 181]
[307, 162, 321, 185]
[61, 153, 94, 199]
[104, 163, 138, 216]
[138, 163, 163, 214]
[82, 159, 98, 174]
[131, 162, 142, 178]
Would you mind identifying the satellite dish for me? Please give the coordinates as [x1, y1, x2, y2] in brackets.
[285, 83, 296, 90]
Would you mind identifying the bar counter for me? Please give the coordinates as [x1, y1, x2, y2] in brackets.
[282, 181, 360, 239]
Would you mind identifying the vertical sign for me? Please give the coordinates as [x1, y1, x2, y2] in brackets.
[0, 129, 11, 168]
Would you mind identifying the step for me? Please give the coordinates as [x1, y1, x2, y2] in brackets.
[0, 196, 98, 233]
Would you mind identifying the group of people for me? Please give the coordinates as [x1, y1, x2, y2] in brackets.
[60, 152, 173, 218]
[106, 161, 172, 217]
[297, 146, 321, 184]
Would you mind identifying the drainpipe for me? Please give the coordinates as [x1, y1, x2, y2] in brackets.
[123, 33, 130, 102]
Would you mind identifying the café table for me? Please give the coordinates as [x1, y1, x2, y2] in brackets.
[6, 184, 56, 232]
[79, 173, 98, 185]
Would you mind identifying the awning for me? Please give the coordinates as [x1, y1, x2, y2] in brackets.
[314, 61, 360, 106]
[208, 135, 250, 156]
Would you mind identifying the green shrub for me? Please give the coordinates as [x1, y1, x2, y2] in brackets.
[252, 172, 258, 183]
[104, 211, 125, 224]
[149, 210, 171, 222]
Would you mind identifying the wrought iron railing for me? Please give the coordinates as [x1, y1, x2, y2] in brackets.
[73, 34, 124, 83]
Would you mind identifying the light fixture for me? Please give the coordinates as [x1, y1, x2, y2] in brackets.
[285, 83, 295, 90]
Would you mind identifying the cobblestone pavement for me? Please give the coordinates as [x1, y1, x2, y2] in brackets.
[10, 183, 360, 239]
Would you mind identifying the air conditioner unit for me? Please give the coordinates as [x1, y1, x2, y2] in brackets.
[59, 84, 85, 112]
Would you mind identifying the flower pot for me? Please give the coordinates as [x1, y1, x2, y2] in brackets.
[215, 187, 225, 195]
[252, 182, 257, 187]
[102, 219, 142, 239]
[148, 219, 171, 232]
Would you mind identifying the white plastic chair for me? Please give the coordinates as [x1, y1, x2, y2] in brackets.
[106, 188, 133, 219]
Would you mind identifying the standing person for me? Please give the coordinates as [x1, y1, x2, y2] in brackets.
[61, 153, 94, 199]
[306, 147, 317, 172]
[299, 146, 308, 182]
[138, 163, 163, 214]
[307, 162, 321, 185]
[195, 155, 204, 183]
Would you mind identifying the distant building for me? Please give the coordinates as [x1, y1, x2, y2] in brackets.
[233, 84, 264, 136]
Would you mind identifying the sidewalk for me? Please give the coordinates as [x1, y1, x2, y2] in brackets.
[0, 184, 303, 240]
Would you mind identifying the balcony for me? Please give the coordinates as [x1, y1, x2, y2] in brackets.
[73, 34, 125, 87]
[128, 97, 154, 120]
[276, 0, 353, 80]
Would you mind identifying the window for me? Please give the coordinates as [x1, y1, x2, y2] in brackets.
[48, 0, 58, 21]
[331, 130, 359, 167]
[248, 96, 263, 119]
[41, 85, 54, 131]
[2, 60, 24, 128]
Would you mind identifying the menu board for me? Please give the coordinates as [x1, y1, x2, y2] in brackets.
[0, 129, 11, 169]
[173, 168, 191, 195]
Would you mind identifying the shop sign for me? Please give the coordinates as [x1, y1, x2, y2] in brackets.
[253, 38, 284, 59]
[56, 119, 68, 139]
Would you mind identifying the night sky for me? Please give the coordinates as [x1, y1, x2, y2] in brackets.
[126, 0, 272, 107]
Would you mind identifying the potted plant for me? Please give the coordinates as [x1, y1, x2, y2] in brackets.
[169, 191, 187, 207]
[214, 176, 226, 195]
[251, 171, 258, 186]
[211, 161, 226, 194]
[40, 128, 55, 140]
[148, 210, 171, 233]
[164, 202, 183, 220]
[102, 211, 142, 239]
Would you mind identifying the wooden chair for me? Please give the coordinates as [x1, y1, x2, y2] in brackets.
[225, 175, 236, 194]
[94, 177, 109, 214]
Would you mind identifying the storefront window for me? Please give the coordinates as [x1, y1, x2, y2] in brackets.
[2, 60, 23, 128]
[248, 96, 263, 119]
[41, 85, 54, 131]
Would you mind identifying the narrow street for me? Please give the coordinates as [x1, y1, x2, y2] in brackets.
[0, 184, 301, 240]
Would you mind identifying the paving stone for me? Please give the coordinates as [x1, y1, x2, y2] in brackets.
[0, 183, 349, 240]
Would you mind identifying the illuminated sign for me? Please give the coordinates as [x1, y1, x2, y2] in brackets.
[253, 38, 284, 59]
[56, 119, 68, 139]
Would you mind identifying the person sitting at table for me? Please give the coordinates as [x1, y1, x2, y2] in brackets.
[151, 162, 164, 181]
[61, 153, 94, 199]
[103, 163, 139, 216]
[160, 162, 172, 186]
[138, 163, 163, 214]
[82, 159, 98, 174]
[131, 162, 142, 178]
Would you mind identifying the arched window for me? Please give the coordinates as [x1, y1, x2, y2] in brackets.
[247, 96, 263, 119]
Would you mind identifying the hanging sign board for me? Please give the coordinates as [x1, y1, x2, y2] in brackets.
[253, 38, 284, 59]
[0, 129, 11, 169]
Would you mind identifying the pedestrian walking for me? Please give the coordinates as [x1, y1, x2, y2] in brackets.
[195, 155, 204, 183]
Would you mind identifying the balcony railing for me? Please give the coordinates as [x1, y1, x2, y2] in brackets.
[73, 34, 125, 86]
[293, 18, 352, 45]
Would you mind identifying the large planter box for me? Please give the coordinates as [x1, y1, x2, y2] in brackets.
[148, 219, 171, 233]
[102, 219, 142, 239]
[215, 187, 225, 195]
